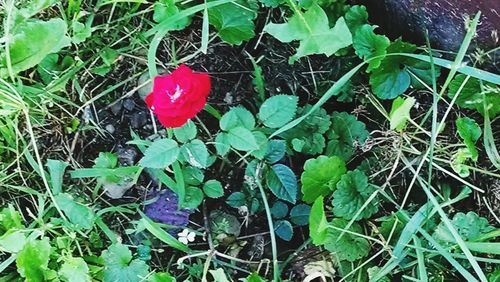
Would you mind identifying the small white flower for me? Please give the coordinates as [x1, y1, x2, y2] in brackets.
[178, 229, 196, 244]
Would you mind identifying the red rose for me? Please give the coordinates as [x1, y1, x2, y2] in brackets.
[145, 64, 211, 128]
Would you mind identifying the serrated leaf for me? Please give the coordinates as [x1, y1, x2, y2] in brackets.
[434, 211, 495, 243]
[332, 169, 379, 220]
[456, 117, 481, 160]
[258, 95, 298, 128]
[267, 164, 298, 204]
[265, 139, 286, 163]
[181, 139, 208, 168]
[59, 257, 91, 282]
[301, 156, 347, 204]
[71, 20, 92, 44]
[215, 132, 231, 156]
[203, 180, 224, 198]
[290, 204, 311, 226]
[101, 244, 149, 282]
[220, 107, 255, 130]
[139, 139, 179, 168]
[173, 120, 197, 143]
[228, 127, 259, 151]
[324, 218, 370, 262]
[184, 186, 204, 209]
[55, 193, 95, 230]
[183, 166, 204, 186]
[264, 4, 352, 63]
[274, 220, 293, 241]
[270, 201, 289, 219]
[353, 24, 389, 72]
[389, 96, 416, 131]
[208, 0, 258, 45]
[250, 131, 269, 159]
[310, 196, 328, 245]
[226, 192, 246, 208]
[326, 112, 368, 161]
[16, 238, 51, 281]
[345, 5, 368, 32]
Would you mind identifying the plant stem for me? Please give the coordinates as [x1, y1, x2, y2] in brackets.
[255, 163, 279, 281]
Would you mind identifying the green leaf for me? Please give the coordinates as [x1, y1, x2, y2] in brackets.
[181, 139, 209, 168]
[448, 74, 500, 118]
[264, 139, 286, 164]
[0, 205, 23, 233]
[266, 164, 298, 204]
[226, 192, 246, 208]
[258, 95, 298, 128]
[215, 132, 231, 156]
[0, 18, 70, 78]
[36, 53, 74, 85]
[139, 139, 179, 168]
[147, 272, 176, 282]
[250, 131, 269, 159]
[434, 212, 495, 243]
[71, 20, 92, 44]
[55, 193, 95, 230]
[208, 0, 258, 45]
[94, 152, 118, 169]
[0, 230, 27, 253]
[203, 180, 224, 198]
[153, 0, 191, 30]
[184, 186, 204, 209]
[289, 204, 311, 226]
[309, 196, 328, 245]
[389, 96, 416, 131]
[456, 117, 481, 161]
[101, 244, 149, 282]
[264, 4, 352, 63]
[220, 107, 255, 130]
[227, 127, 259, 151]
[274, 220, 293, 241]
[139, 211, 190, 252]
[46, 159, 69, 195]
[209, 268, 231, 282]
[345, 5, 368, 32]
[451, 148, 473, 178]
[301, 156, 347, 204]
[16, 238, 51, 281]
[332, 169, 379, 220]
[324, 218, 370, 261]
[353, 24, 390, 72]
[270, 201, 289, 219]
[326, 112, 368, 161]
[173, 120, 197, 143]
[59, 257, 91, 282]
[183, 166, 204, 186]
[245, 272, 267, 282]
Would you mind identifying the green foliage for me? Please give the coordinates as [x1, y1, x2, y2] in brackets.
[215, 132, 231, 156]
[301, 155, 347, 203]
[258, 95, 299, 128]
[181, 139, 209, 168]
[55, 193, 95, 230]
[270, 201, 289, 219]
[16, 238, 51, 281]
[324, 218, 370, 262]
[274, 220, 293, 241]
[245, 272, 267, 282]
[227, 127, 259, 151]
[389, 96, 416, 131]
[208, 0, 258, 45]
[59, 257, 91, 282]
[266, 164, 298, 204]
[101, 244, 149, 282]
[36, 54, 74, 86]
[332, 169, 379, 220]
[309, 197, 328, 245]
[352, 24, 390, 72]
[433, 212, 495, 243]
[0, 205, 23, 233]
[147, 272, 176, 282]
[71, 19, 92, 44]
[174, 120, 198, 143]
[264, 4, 352, 63]
[326, 112, 368, 161]
[139, 139, 180, 168]
[344, 5, 368, 32]
[448, 74, 500, 118]
[203, 180, 224, 198]
[264, 140, 286, 163]
[184, 186, 204, 209]
[456, 117, 481, 161]
[153, 0, 191, 30]
[289, 204, 311, 226]
[220, 107, 255, 131]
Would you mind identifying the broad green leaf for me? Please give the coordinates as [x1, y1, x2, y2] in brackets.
[181, 139, 208, 168]
[147, 272, 176, 282]
[183, 166, 204, 186]
[94, 152, 118, 169]
[250, 131, 269, 159]
[434, 211, 495, 243]
[1, 18, 70, 78]
[332, 169, 379, 220]
[389, 96, 416, 131]
[184, 186, 203, 209]
[258, 95, 298, 128]
[0, 205, 23, 233]
[324, 218, 370, 261]
[0, 230, 27, 253]
[71, 20, 92, 44]
[208, 0, 258, 45]
[353, 24, 390, 72]
[274, 220, 293, 241]
[220, 107, 255, 130]
[345, 5, 368, 32]
[16, 238, 51, 281]
[139, 139, 179, 168]
[264, 4, 352, 63]
[101, 244, 149, 282]
[215, 132, 231, 156]
[266, 164, 298, 204]
[301, 156, 347, 204]
[448, 74, 500, 118]
[36, 53, 74, 85]
[264, 139, 286, 164]
[226, 192, 246, 208]
[55, 193, 95, 230]
[227, 127, 259, 151]
[326, 112, 368, 161]
[289, 204, 311, 226]
[46, 159, 69, 195]
[173, 120, 197, 143]
[59, 257, 91, 282]
[153, 0, 191, 30]
[203, 180, 224, 198]
[270, 201, 289, 219]
[309, 196, 328, 245]
[456, 117, 481, 160]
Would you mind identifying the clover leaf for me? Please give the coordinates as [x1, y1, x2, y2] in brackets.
[326, 112, 368, 161]
[264, 4, 352, 63]
[101, 244, 149, 282]
[456, 117, 481, 161]
[208, 0, 258, 45]
[352, 24, 390, 72]
[324, 218, 370, 262]
[301, 156, 347, 204]
[433, 212, 495, 243]
[332, 169, 379, 220]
